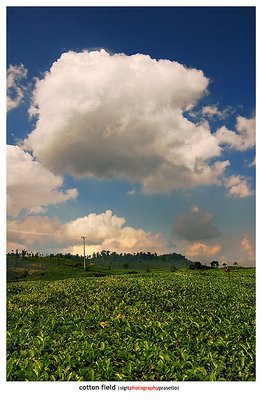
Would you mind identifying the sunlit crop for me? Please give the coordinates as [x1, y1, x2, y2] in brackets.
[7, 270, 255, 381]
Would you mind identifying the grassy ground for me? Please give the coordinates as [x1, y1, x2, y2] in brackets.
[7, 256, 121, 281]
[7, 254, 254, 282]
[6, 255, 182, 282]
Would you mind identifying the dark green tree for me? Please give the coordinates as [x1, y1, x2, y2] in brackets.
[210, 260, 219, 268]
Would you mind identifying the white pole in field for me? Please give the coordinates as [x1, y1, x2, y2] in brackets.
[81, 236, 87, 270]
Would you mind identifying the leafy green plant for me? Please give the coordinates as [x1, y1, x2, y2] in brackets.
[7, 269, 255, 381]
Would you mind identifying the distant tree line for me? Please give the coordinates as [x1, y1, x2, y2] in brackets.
[88, 250, 191, 268]
[7, 249, 191, 269]
[7, 249, 241, 270]
[190, 260, 240, 270]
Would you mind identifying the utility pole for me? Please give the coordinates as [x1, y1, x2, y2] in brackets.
[81, 236, 87, 270]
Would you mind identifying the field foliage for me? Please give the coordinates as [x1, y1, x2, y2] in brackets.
[7, 269, 255, 381]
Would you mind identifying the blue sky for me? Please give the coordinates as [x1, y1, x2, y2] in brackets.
[6, 6, 256, 265]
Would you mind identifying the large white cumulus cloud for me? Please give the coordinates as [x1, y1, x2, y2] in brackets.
[7, 145, 78, 216]
[65, 210, 126, 245]
[24, 49, 229, 192]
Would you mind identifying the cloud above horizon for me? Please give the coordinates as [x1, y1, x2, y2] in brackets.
[173, 206, 220, 241]
[185, 241, 222, 259]
[241, 234, 255, 263]
[7, 145, 78, 217]
[7, 210, 167, 255]
[7, 210, 255, 266]
[5, 51, 255, 264]
[23, 49, 238, 193]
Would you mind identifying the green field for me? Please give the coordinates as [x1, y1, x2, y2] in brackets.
[7, 268, 255, 381]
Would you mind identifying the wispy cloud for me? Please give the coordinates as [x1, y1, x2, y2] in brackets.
[7, 64, 28, 111]
[127, 188, 137, 196]
[188, 104, 233, 120]
[201, 104, 233, 119]
[248, 156, 256, 168]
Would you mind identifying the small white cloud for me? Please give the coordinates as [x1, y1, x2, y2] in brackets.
[7, 145, 78, 217]
[224, 175, 253, 198]
[216, 116, 255, 151]
[127, 188, 136, 196]
[7, 64, 28, 111]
